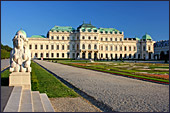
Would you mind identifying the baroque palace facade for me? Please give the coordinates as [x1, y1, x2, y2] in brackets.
[21, 22, 155, 60]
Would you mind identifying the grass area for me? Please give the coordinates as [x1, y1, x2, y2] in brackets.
[48, 60, 169, 84]
[1, 69, 10, 86]
[1, 61, 79, 98]
[1, 49, 10, 59]
[31, 61, 79, 98]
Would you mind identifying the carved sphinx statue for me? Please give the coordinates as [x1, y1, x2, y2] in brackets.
[9, 30, 31, 72]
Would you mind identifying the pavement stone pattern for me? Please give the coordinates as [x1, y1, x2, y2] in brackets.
[50, 97, 101, 112]
[35, 60, 169, 112]
[1, 59, 10, 71]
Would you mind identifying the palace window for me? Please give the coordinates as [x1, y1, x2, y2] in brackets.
[62, 36, 64, 40]
[62, 53, 64, 58]
[77, 36, 79, 40]
[115, 38, 117, 41]
[143, 46, 146, 51]
[101, 53, 103, 58]
[94, 45, 97, 49]
[41, 45, 43, 50]
[67, 45, 70, 50]
[46, 45, 48, 50]
[88, 36, 91, 40]
[134, 54, 136, 58]
[72, 44, 75, 50]
[120, 38, 122, 41]
[110, 46, 113, 51]
[94, 37, 97, 40]
[82, 36, 85, 39]
[35, 45, 37, 49]
[51, 45, 54, 50]
[148, 46, 151, 50]
[124, 46, 127, 51]
[40, 53, 43, 58]
[77, 44, 79, 50]
[101, 46, 103, 50]
[51, 53, 54, 58]
[129, 46, 131, 51]
[106, 54, 108, 58]
[110, 38, 112, 41]
[57, 45, 59, 50]
[57, 53, 59, 57]
[101, 38, 103, 41]
[120, 46, 122, 51]
[62, 45, 64, 50]
[29, 45, 32, 49]
[115, 46, 117, 51]
[105, 38, 108, 41]
[82, 44, 85, 49]
[51, 36, 54, 40]
[46, 53, 49, 58]
[106, 46, 108, 51]
[88, 44, 91, 49]
[124, 54, 127, 58]
[67, 37, 69, 40]
[35, 53, 37, 58]
[134, 46, 136, 51]
[129, 54, 131, 58]
[57, 36, 59, 40]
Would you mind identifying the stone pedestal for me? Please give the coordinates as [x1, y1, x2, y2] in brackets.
[9, 72, 31, 90]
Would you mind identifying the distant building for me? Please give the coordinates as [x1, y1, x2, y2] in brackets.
[15, 22, 156, 60]
[154, 40, 169, 60]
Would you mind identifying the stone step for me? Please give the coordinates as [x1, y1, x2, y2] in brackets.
[19, 89, 33, 112]
[40, 93, 55, 112]
[3, 86, 22, 112]
[32, 91, 45, 112]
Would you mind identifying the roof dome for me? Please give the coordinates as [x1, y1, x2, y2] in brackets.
[142, 33, 152, 40]
[16, 29, 27, 38]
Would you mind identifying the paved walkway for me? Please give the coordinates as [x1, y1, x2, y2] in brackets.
[35, 60, 169, 112]
[1, 59, 10, 71]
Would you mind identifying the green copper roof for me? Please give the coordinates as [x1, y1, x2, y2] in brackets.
[30, 35, 46, 38]
[77, 23, 96, 30]
[99, 28, 119, 33]
[142, 33, 152, 40]
[50, 26, 75, 32]
[16, 29, 27, 37]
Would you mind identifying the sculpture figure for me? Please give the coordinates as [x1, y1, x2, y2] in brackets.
[9, 30, 31, 72]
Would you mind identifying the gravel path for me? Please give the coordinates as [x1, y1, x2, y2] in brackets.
[35, 60, 169, 112]
[50, 97, 101, 112]
[1, 59, 10, 71]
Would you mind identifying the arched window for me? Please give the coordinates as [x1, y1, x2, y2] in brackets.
[82, 44, 85, 49]
[77, 44, 79, 50]
[110, 38, 112, 41]
[67, 37, 69, 40]
[62, 36, 64, 40]
[88, 44, 91, 49]
[106, 46, 108, 51]
[67, 45, 69, 50]
[124, 46, 127, 51]
[124, 54, 127, 58]
[129, 54, 131, 58]
[101, 45, 103, 50]
[51, 45, 54, 50]
[134, 46, 136, 51]
[82, 36, 85, 39]
[88, 36, 91, 40]
[57, 36, 59, 40]
[101, 38, 103, 41]
[35, 53, 37, 58]
[46, 53, 49, 58]
[51, 53, 54, 57]
[94, 37, 97, 40]
[94, 45, 97, 49]
[115, 46, 117, 51]
[120, 46, 122, 51]
[40, 53, 43, 58]
[110, 46, 113, 51]
[105, 38, 108, 41]
[62, 45, 64, 50]
[56, 45, 59, 50]
[129, 46, 131, 51]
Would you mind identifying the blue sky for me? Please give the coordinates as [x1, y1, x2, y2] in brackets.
[1, 1, 169, 47]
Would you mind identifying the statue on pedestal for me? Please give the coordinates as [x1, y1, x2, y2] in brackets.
[9, 29, 31, 72]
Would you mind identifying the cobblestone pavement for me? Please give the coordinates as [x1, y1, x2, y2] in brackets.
[35, 60, 169, 112]
[1, 59, 10, 71]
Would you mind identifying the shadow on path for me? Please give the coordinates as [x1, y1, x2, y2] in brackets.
[34, 60, 117, 112]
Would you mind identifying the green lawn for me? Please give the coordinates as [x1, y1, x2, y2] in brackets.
[1, 61, 79, 98]
[31, 61, 79, 98]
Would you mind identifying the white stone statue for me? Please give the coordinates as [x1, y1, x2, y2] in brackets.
[9, 30, 31, 72]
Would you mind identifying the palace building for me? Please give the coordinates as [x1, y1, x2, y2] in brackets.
[16, 22, 156, 60]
